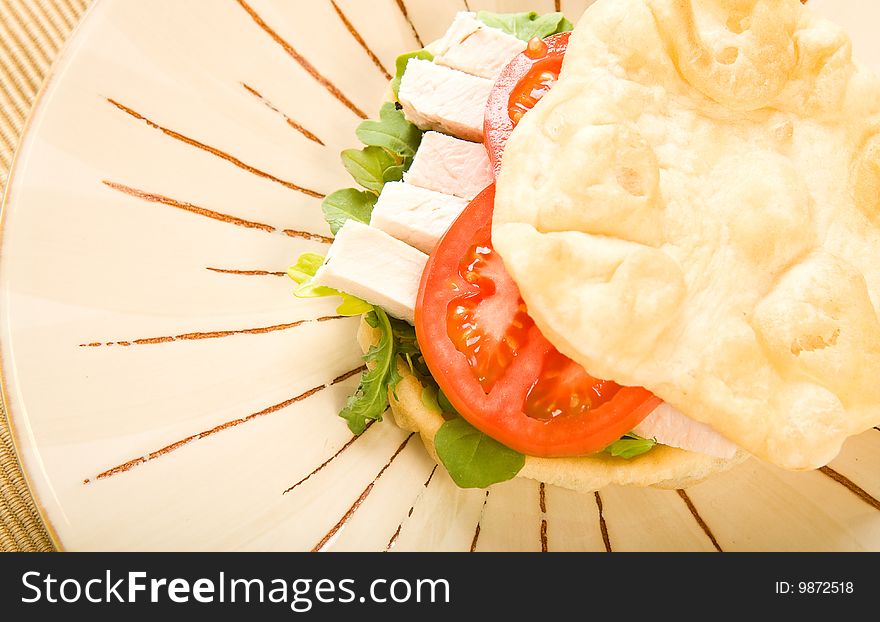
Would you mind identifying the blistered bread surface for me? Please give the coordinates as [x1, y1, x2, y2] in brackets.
[493, 0, 880, 469]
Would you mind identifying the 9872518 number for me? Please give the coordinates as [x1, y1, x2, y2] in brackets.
[798, 582, 854, 594]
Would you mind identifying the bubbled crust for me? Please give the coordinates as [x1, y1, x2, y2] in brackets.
[493, 0, 880, 470]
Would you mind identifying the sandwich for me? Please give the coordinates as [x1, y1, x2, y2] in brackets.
[289, 0, 880, 493]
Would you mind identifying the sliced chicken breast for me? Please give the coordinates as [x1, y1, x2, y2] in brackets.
[370, 182, 469, 254]
[405, 131, 493, 200]
[633, 403, 740, 460]
[432, 11, 527, 80]
[314, 220, 428, 324]
[398, 59, 493, 142]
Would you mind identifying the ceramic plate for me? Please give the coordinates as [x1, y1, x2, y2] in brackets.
[2, 0, 878, 551]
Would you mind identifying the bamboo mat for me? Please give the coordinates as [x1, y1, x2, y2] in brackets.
[0, 0, 91, 553]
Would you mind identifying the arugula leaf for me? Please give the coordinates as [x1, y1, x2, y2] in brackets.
[340, 308, 396, 434]
[321, 188, 376, 235]
[420, 385, 442, 415]
[356, 102, 423, 160]
[437, 389, 455, 415]
[604, 433, 657, 459]
[476, 11, 574, 41]
[382, 318, 409, 393]
[383, 164, 407, 183]
[434, 418, 525, 488]
[341, 146, 402, 194]
[391, 49, 434, 97]
[287, 253, 373, 316]
[390, 318, 419, 357]
[320, 97, 421, 235]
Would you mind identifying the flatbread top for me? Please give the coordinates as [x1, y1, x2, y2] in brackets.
[493, 0, 880, 469]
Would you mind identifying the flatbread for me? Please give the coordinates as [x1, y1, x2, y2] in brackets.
[493, 0, 880, 470]
[358, 319, 746, 493]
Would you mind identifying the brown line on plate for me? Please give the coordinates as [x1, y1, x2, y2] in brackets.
[539, 482, 548, 552]
[394, 0, 424, 48]
[282, 419, 376, 495]
[540, 520, 548, 553]
[386, 526, 402, 553]
[283, 228, 334, 244]
[106, 98, 325, 198]
[330, 1, 392, 81]
[240, 82, 326, 146]
[676, 489, 723, 552]
[78, 316, 345, 348]
[385, 464, 438, 551]
[85, 366, 364, 482]
[206, 267, 288, 277]
[312, 433, 415, 552]
[818, 466, 880, 512]
[594, 491, 612, 552]
[462, 0, 471, 13]
[103, 180, 330, 242]
[469, 490, 490, 552]
[236, 0, 367, 119]
[103, 179, 275, 231]
[332, 365, 367, 384]
[555, 0, 562, 12]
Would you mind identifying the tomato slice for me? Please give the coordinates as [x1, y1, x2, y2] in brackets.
[484, 32, 570, 176]
[415, 185, 660, 457]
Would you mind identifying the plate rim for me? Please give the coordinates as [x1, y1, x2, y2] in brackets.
[1, 0, 877, 552]
[0, 0, 106, 552]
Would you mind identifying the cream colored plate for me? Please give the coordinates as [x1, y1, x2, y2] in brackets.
[1, 0, 877, 551]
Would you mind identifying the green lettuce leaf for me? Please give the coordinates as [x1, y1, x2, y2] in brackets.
[391, 49, 434, 97]
[604, 433, 657, 459]
[287, 253, 373, 316]
[321, 97, 422, 234]
[420, 385, 442, 415]
[437, 389, 455, 415]
[321, 188, 376, 235]
[356, 102, 423, 161]
[339, 308, 398, 434]
[476, 11, 574, 41]
[341, 146, 402, 194]
[434, 418, 525, 488]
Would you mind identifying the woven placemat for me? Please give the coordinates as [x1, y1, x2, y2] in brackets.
[1, 0, 91, 553]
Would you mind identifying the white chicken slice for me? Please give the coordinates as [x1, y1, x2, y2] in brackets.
[633, 403, 740, 459]
[404, 131, 493, 201]
[432, 12, 527, 80]
[397, 59, 493, 142]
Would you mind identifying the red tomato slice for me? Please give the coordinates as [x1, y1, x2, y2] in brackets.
[415, 185, 660, 457]
[484, 32, 570, 176]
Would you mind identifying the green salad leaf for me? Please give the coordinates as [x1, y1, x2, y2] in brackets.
[434, 418, 525, 488]
[386, 316, 422, 397]
[437, 389, 455, 415]
[341, 146, 402, 194]
[287, 253, 373, 316]
[356, 102, 423, 161]
[321, 188, 376, 235]
[391, 49, 434, 97]
[604, 433, 657, 459]
[477, 11, 574, 41]
[420, 385, 442, 415]
[340, 308, 396, 434]
[320, 94, 421, 235]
